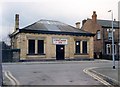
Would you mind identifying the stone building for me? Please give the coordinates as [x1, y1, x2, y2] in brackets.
[10, 14, 95, 61]
[82, 11, 119, 59]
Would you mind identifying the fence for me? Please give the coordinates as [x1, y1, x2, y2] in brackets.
[2, 49, 20, 62]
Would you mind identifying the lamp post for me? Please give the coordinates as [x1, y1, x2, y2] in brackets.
[0, 42, 3, 86]
[108, 10, 115, 69]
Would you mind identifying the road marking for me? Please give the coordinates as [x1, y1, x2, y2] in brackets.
[4, 71, 20, 85]
[90, 69, 120, 85]
[83, 67, 114, 87]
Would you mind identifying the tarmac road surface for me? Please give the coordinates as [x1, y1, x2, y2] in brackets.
[2, 60, 118, 85]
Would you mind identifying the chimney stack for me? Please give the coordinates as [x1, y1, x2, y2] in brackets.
[92, 11, 97, 23]
[82, 19, 87, 26]
[75, 22, 80, 29]
[15, 14, 19, 31]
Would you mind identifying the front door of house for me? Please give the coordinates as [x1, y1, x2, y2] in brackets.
[56, 45, 65, 60]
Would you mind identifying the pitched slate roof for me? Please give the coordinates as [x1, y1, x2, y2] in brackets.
[10, 19, 95, 37]
[97, 19, 119, 28]
[22, 19, 88, 33]
[10, 19, 94, 37]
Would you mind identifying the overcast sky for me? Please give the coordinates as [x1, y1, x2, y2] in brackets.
[0, 0, 119, 43]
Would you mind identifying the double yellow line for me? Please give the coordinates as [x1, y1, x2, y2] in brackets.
[83, 67, 114, 87]
[4, 71, 20, 85]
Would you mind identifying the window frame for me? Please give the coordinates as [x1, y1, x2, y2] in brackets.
[106, 44, 111, 55]
[106, 44, 116, 55]
[28, 39, 35, 54]
[37, 40, 44, 54]
[96, 30, 101, 40]
[75, 41, 81, 54]
[82, 41, 88, 54]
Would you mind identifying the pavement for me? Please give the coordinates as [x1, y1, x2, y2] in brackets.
[87, 66, 120, 86]
[2, 59, 120, 86]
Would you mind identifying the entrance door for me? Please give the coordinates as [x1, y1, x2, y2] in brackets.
[56, 45, 65, 60]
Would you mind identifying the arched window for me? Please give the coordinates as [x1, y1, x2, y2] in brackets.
[96, 30, 101, 40]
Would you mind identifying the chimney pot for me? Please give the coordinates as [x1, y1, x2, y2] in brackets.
[75, 22, 80, 29]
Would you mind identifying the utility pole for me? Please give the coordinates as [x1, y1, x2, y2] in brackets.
[108, 10, 115, 69]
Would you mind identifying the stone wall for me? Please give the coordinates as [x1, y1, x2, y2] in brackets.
[12, 33, 94, 60]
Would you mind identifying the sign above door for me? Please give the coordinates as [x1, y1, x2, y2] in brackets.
[53, 38, 68, 45]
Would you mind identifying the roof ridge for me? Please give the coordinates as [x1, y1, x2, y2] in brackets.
[87, 18, 119, 22]
[97, 19, 119, 22]
[68, 25, 90, 33]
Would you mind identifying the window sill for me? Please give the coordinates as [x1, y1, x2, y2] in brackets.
[27, 53, 46, 55]
[74, 53, 89, 55]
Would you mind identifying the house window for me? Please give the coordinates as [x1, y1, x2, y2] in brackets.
[75, 41, 80, 54]
[108, 31, 112, 40]
[38, 40, 44, 54]
[82, 41, 87, 54]
[106, 44, 111, 54]
[96, 30, 101, 40]
[28, 40, 35, 54]
[106, 44, 116, 55]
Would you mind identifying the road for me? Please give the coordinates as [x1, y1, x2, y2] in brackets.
[2, 60, 118, 85]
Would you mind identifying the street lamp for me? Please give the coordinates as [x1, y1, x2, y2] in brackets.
[108, 10, 115, 69]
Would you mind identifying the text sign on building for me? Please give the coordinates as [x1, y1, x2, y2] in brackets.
[53, 38, 68, 45]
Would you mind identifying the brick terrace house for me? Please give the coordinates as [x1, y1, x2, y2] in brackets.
[10, 14, 95, 61]
[82, 11, 119, 60]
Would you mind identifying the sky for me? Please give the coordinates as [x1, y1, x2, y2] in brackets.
[0, 0, 119, 44]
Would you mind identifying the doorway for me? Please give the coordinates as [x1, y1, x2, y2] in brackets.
[56, 45, 65, 60]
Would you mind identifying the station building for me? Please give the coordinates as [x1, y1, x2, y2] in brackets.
[10, 14, 95, 61]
